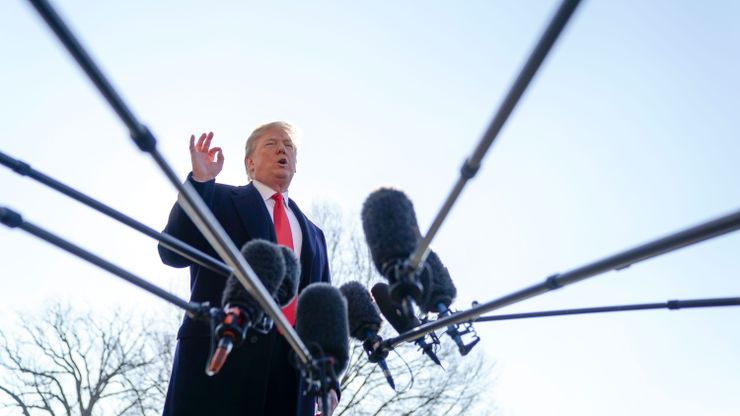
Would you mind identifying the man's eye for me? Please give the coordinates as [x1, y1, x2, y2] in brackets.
[286, 143, 294, 148]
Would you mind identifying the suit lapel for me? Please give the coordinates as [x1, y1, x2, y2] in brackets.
[231, 183, 276, 242]
[232, 183, 315, 287]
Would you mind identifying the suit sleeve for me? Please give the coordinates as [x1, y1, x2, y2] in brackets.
[158, 173, 217, 268]
[316, 229, 332, 284]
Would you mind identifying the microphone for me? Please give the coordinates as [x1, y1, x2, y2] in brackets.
[295, 283, 350, 375]
[418, 250, 456, 313]
[418, 250, 479, 355]
[295, 283, 350, 413]
[339, 281, 396, 390]
[276, 246, 300, 306]
[253, 246, 301, 333]
[371, 282, 441, 366]
[361, 188, 425, 314]
[207, 239, 286, 375]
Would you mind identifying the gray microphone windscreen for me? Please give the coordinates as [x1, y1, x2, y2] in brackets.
[222, 239, 286, 319]
[419, 250, 457, 313]
[275, 246, 300, 306]
[295, 283, 350, 375]
[339, 281, 382, 340]
[361, 188, 421, 279]
[371, 282, 421, 334]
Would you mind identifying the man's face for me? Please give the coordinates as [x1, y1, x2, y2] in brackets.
[245, 127, 297, 192]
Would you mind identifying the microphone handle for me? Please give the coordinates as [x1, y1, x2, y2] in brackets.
[377, 358, 396, 391]
[206, 337, 234, 376]
[361, 329, 396, 390]
[415, 338, 442, 366]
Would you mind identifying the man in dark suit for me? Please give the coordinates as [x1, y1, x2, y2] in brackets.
[159, 122, 337, 415]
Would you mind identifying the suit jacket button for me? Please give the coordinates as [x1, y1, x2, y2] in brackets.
[250, 335, 258, 344]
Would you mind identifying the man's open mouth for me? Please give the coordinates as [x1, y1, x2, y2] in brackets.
[278, 158, 288, 166]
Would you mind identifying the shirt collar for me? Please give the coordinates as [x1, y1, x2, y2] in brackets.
[252, 179, 290, 205]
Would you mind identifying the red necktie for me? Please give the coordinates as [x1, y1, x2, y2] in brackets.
[272, 193, 297, 328]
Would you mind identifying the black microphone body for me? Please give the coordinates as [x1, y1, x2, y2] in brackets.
[295, 283, 350, 374]
[295, 283, 350, 413]
[253, 245, 302, 333]
[362, 189, 425, 312]
[208, 240, 286, 375]
[419, 250, 457, 313]
[371, 282, 442, 366]
[339, 281, 396, 390]
[421, 251, 479, 355]
[275, 246, 300, 306]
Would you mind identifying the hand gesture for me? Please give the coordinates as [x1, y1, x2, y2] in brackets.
[189, 132, 224, 182]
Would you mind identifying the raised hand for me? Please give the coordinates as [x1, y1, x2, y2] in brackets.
[189, 132, 224, 182]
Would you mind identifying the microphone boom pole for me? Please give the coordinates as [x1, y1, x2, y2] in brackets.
[409, 0, 582, 270]
[0, 207, 208, 319]
[25, 0, 312, 365]
[0, 150, 231, 277]
[385, 207, 740, 349]
[477, 297, 740, 323]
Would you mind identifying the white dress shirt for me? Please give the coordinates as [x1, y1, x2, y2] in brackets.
[251, 179, 303, 259]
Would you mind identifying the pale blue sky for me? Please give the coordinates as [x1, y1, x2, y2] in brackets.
[1, 1, 739, 415]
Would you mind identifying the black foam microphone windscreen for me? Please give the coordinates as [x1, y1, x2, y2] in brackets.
[221, 239, 286, 320]
[340, 280, 396, 390]
[371, 282, 442, 366]
[361, 188, 421, 278]
[209, 239, 286, 375]
[339, 281, 382, 340]
[295, 283, 350, 375]
[419, 250, 457, 313]
[276, 246, 300, 306]
[371, 282, 421, 333]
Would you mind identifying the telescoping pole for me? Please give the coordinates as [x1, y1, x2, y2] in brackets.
[476, 297, 740, 323]
[25, 0, 311, 365]
[386, 208, 740, 348]
[0, 150, 231, 277]
[0, 207, 208, 318]
[409, 0, 583, 270]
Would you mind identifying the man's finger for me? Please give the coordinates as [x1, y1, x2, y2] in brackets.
[203, 132, 214, 151]
[210, 147, 224, 161]
[196, 132, 207, 150]
[189, 134, 195, 151]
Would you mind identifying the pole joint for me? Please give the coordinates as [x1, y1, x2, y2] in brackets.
[0, 207, 23, 228]
[460, 158, 480, 180]
[545, 273, 563, 290]
[131, 125, 157, 152]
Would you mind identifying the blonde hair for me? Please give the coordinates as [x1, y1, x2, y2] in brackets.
[245, 121, 298, 158]
[244, 121, 299, 180]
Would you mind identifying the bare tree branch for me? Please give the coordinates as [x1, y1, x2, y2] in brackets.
[0, 303, 176, 416]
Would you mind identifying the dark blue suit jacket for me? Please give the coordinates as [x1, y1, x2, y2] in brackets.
[159, 175, 330, 416]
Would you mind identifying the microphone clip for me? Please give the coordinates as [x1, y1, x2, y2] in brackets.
[214, 305, 251, 347]
[251, 315, 274, 335]
[384, 260, 424, 317]
[435, 304, 480, 356]
[187, 301, 222, 324]
[415, 317, 443, 366]
[300, 355, 340, 414]
[362, 334, 390, 364]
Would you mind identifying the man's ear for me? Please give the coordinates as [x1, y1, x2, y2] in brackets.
[245, 155, 253, 175]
